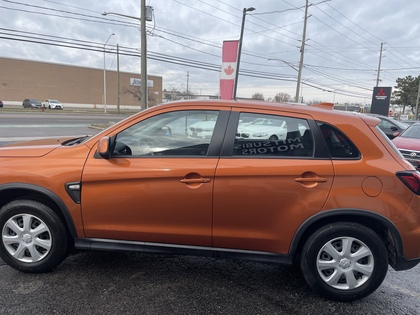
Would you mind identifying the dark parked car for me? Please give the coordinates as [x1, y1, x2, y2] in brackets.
[392, 122, 420, 169]
[22, 99, 42, 109]
[366, 113, 408, 139]
[0, 100, 3, 108]
[401, 120, 417, 125]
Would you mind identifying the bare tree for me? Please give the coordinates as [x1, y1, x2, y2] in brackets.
[163, 87, 196, 101]
[122, 86, 141, 102]
[252, 92, 264, 100]
[273, 92, 291, 102]
[122, 86, 156, 107]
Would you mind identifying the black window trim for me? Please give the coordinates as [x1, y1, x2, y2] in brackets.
[104, 109, 231, 159]
[221, 111, 331, 159]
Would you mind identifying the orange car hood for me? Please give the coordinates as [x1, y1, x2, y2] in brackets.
[0, 136, 77, 157]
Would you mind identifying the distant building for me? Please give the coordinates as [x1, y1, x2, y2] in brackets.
[0, 57, 162, 108]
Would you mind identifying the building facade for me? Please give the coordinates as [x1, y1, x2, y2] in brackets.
[0, 57, 162, 108]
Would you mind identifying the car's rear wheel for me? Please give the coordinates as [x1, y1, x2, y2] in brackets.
[300, 222, 388, 302]
[0, 200, 69, 273]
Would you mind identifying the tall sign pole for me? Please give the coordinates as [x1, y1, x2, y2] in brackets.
[376, 42, 384, 87]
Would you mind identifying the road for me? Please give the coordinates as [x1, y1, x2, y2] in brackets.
[0, 112, 128, 143]
[0, 111, 419, 314]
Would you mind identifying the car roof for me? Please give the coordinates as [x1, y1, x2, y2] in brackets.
[153, 100, 381, 126]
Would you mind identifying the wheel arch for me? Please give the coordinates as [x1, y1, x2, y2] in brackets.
[289, 209, 407, 270]
[0, 183, 77, 238]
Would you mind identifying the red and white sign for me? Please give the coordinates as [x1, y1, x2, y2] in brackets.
[220, 40, 239, 100]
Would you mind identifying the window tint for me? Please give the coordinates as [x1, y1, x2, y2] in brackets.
[317, 122, 360, 159]
[113, 110, 219, 157]
[233, 113, 313, 157]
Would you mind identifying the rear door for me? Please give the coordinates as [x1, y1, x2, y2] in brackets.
[212, 109, 334, 254]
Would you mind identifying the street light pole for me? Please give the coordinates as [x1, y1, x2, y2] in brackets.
[102, 2, 150, 111]
[140, 0, 147, 110]
[103, 33, 115, 113]
[233, 7, 255, 100]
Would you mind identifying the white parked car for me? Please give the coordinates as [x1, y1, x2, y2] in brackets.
[237, 117, 288, 140]
[188, 116, 217, 139]
[44, 99, 63, 109]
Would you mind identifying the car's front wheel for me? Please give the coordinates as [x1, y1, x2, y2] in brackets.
[0, 199, 69, 273]
[300, 222, 388, 302]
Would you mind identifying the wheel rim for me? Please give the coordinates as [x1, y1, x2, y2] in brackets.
[2, 214, 52, 263]
[316, 236, 374, 290]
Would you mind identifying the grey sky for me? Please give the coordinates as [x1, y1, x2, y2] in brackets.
[1, 0, 419, 104]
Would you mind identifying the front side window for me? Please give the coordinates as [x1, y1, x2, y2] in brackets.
[113, 110, 219, 157]
[233, 113, 313, 157]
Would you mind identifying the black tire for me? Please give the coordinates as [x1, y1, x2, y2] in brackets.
[300, 222, 388, 302]
[0, 200, 69, 273]
[269, 135, 278, 140]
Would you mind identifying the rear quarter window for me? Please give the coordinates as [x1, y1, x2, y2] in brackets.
[376, 125, 405, 158]
[317, 122, 360, 159]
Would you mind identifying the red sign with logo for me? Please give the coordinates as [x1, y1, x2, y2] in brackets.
[220, 40, 239, 100]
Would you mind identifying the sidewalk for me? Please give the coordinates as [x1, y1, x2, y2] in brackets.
[0, 103, 139, 115]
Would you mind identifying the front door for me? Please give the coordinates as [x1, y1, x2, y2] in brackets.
[81, 109, 223, 247]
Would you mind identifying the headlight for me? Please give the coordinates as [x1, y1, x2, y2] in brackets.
[252, 133, 268, 137]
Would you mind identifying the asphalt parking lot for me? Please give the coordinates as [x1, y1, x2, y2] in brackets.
[0, 250, 419, 315]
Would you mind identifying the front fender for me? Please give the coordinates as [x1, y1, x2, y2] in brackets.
[0, 183, 77, 237]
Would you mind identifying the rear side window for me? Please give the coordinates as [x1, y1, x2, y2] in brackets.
[233, 113, 314, 157]
[317, 122, 360, 159]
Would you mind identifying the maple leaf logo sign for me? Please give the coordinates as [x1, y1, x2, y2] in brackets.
[224, 65, 235, 76]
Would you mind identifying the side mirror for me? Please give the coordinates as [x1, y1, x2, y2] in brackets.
[97, 136, 112, 159]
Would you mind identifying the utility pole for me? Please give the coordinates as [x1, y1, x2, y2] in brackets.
[233, 7, 255, 100]
[295, 0, 308, 103]
[415, 76, 420, 119]
[376, 42, 384, 87]
[186, 71, 190, 99]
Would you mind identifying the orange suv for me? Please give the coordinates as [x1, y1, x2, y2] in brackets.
[0, 100, 419, 302]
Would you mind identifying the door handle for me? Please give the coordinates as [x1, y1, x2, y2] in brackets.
[179, 178, 211, 184]
[295, 177, 327, 183]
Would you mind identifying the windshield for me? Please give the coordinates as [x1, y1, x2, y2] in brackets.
[50, 100, 60, 103]
[400, 124, 420, 139]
